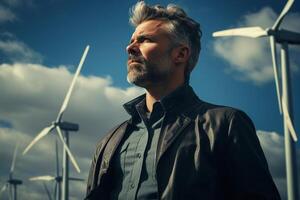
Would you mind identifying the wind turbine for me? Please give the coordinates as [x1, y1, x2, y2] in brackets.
[29, 139, 85, 200]
[212, 0, 300, 199]
[23, 45, 90, 200]
[0, 143, 22, 200]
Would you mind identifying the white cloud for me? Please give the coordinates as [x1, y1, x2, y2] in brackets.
[0, 63, 143, 199]
[257, 130, 285, 177]
[257, 130, 300, 200]
[0, 5, 16, 23]
[0, 39, 43, 63]
[0, 0, 38, 28]
[213, 7, 300, 85]
[0, 1, 41, 63]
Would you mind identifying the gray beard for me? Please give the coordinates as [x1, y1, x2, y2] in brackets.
[127, 62, 170, 88]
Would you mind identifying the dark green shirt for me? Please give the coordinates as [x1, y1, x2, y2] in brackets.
[110, 84, 189, 200]
[110, 99, 164, 200]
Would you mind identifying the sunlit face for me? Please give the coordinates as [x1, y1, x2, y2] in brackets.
[126, 20, 175, 88]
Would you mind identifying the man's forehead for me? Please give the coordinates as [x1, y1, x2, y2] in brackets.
[131, 20, 167, 38]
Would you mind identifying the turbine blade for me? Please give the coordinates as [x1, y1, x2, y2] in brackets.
[282, 100, 298, 142]
[56, 45, 90, 122]
[0, 184, 7, 196]
[10, 142, 19, 176]
[29, 176, 55, 181]
[55, 138, 60, 177]
[56, 126, 81, 173]
[23, 124, 55, 155]
[272, 0, 295, 30]
[213, 27, 267, 38]
[43, 182, 53, 200]
[69, 177, 85, 182]
[270, 36, 282, 114]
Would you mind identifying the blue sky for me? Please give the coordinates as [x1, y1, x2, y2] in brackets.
[0, 0, 300, 199]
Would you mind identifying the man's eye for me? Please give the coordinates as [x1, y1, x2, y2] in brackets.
[139, 37, 151, 43]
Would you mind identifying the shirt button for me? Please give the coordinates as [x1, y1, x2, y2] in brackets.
[137, 153, 141, 158]
[130, 183, 135, 189]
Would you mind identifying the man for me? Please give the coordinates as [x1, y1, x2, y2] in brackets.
[86, 1, 281, 200]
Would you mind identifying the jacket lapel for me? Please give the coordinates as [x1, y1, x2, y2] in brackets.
[86, 120, 131, 199]
[156, 114, 192, 166]
[98, 121, 131, 180]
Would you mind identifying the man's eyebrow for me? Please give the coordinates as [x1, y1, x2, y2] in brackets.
[129, 34, 153, 43]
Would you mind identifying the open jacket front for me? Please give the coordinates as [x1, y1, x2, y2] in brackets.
[85, 85, 280, 200]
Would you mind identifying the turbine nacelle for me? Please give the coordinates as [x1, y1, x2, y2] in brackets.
[55, 176, 63, 182]
[52, 121, 79, 132]
[7, 179, 23, 185]
[274, 29, 300, 44]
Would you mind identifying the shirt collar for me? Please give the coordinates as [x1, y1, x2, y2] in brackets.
[123, 93, 146, 118]
[123, 83, 198, 119]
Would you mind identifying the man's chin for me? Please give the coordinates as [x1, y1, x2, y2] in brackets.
[127, 74, 148, 87]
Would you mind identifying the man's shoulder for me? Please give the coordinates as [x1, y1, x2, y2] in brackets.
[181, 85, 248, 122]
[192, 99, 251, 124]
[94, 119, 130, 152]
[190, 100, 256, 140]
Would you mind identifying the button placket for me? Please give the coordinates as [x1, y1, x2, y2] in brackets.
[130, 182, 135, 189]
[126, 123, 148, 200]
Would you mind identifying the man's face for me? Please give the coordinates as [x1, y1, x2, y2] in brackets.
[126, 20, 175, 88]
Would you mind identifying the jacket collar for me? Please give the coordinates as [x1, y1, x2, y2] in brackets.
[123, 83, 200, 119]
[123, 93, 146, 121]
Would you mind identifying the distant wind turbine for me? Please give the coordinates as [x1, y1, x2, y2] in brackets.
[0, 143, 22, 200]
[23, 45, 90, 200]
[213, 0, 299, 199]
[29, 139, 84, 200]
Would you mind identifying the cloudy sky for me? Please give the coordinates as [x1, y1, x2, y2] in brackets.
[0, 0, 299, 199]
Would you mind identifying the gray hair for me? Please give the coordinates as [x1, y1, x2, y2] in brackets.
[129, 1, 202, 80]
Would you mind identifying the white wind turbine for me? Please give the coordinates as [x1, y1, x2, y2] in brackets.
[213, 0, 300, 199]
[0, 143, 22, 200]
[29, 139, 84, 200]
[23, 45, 90, 200]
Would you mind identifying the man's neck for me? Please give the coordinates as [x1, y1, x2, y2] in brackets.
[145, 81, 184, 112]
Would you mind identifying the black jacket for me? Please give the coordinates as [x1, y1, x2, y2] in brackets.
[86, 85, 281, 200]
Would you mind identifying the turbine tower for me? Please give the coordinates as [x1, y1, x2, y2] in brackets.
[0, 143, 22, 200]
[23, 45, 90, 200]
[212, 0, 299, 199]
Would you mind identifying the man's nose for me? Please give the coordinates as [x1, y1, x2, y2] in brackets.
[126, 42, 139, 56]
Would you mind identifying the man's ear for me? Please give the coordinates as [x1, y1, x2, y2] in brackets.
[173, 45, 190, 65]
